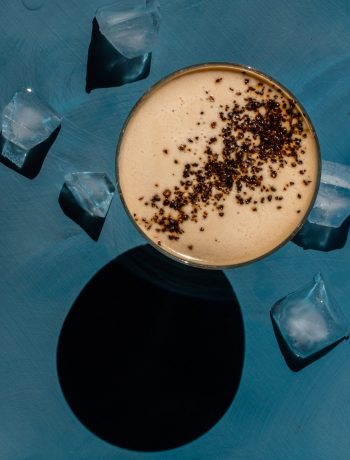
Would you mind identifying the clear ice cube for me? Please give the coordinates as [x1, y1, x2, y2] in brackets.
[1, 88, 62, 168]
[2, 88, 62, 151]
[308, 160, 350, 228]
[1, 139, 28, 168]
[271, 273, 349, 360]
[95, 0, 161, 59]
[64, 172, 115, 218]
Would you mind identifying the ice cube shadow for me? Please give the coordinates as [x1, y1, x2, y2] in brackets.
[270, 311, 346, 371]
[58, 183, 105, 241]
[85, 18, 152, 93]
[56, 244, 245, 451]
[0, 126, 61, 179]
[292, 216, 350, 252]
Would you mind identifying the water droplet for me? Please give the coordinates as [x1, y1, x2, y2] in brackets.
[22, 0, 44, 11]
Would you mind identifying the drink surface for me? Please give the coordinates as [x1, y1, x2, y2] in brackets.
[117, 64, 319, 267]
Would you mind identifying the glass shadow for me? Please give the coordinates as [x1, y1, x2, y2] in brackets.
[56, 244, 245, 451]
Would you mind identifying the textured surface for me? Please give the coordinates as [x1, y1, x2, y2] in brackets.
[1, 1, 350, 459]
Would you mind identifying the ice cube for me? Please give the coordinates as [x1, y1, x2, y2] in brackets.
[95, 0, 161, 59]
[63, 172, 115, 218]
[292, 218, 350, 252]
[59, 172, 116, 240]
[85, 17, 152, 93]
[2, 88, 61, 151]
[308, 160, 350, 228]
[1, 139, 28, 168]
[271, 273, 349, 361]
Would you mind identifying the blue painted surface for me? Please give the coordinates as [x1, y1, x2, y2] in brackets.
[0, 1, 350, 459]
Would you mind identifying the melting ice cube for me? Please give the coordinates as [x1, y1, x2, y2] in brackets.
[271, 273, 349, 361]
[0, 139, 29, 168]
[59, 172, 116, 240]
[95, 0, 161, 59]
[2, 88, 62, 152]
[308, 160, 350, 228]
[63, 172, 115, 218]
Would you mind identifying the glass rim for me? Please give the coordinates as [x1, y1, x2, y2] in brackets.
[115, 61, 321, 270]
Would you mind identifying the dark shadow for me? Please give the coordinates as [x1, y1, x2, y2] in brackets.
[0, 127, 61, 179]
[58, 184, 104, 241]
[270, 312, 347, 371]
[57, 244, 245, 451]
[292, 216, 350, 252]
[86, 18, 152, 93]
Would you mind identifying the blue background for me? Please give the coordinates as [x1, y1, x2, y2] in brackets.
[1, 0, 350, 459]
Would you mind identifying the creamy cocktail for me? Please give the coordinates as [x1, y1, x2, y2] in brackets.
[117, 64, 320, 268]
